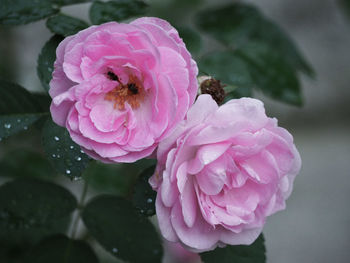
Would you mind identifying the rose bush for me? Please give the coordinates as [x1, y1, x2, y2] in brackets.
[49, 17, 198, 163]
[150, 95, 301, 252]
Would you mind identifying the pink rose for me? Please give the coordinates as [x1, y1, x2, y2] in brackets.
[49, 17, 198, 162]
[151, 95, 301, 252]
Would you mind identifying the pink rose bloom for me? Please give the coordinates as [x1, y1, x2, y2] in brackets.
[49, 17, 198, 162]
[151, 95, 301, 252]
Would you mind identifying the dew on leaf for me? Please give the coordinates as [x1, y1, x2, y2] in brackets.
[72, 176, 81, 181]
[4, 123, 11, 129]
[54, 136, 60, 141]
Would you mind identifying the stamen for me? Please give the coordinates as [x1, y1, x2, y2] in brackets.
[107, 71, 119, 81]
[105, 76, 144, 110]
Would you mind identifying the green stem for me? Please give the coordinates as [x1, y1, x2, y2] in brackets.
[71, 179, 89, 239]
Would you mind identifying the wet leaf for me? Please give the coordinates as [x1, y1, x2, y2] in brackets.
[195, 3, 314, 77]
[90, 0, 148, 25]
[0, 0, 59, 25]
[201, 234, 266, 263]
[83, 195, 163, 263]
[42, 118, 91, 180]
[0, 149, 55, 179]
[132, 165, 156, 216]
[46, 14, 89, 37]
[27, 235, 99, 263]
[0, 80, 48, 140]
[0, 178, 77, 246]
[37, 35, 64, 92]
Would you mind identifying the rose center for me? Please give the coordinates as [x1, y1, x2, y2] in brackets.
[105, 72, 145, 110]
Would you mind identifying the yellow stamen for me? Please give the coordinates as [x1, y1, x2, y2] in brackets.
[104, 75, 144, 110]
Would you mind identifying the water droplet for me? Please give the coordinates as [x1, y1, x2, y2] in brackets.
[72, 176, 81, 181]
[23, 126, 28, 130]
[147, 198, 153, 203]
[112, 248, 118, 254]
[70, 145, 74, 149]
[52, 154, 56, 158]
[75, 156, 82, 161]
[4, 123, 11, 129]
[54, 136, 60, 141]
[80, 149, 84, 154]
[57, 154, 61, 158]
[17, 119, 21, 123]
[66, 169, 71, 175]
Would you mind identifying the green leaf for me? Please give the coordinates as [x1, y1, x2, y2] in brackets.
[0, 243, 28, 263]
[194, 3, 313, 77]
[237, 43, 302, 106]
[177, 26, 202, 55]
[201, 234, 266, 263]
[27, 235, 99, 263]
[0, 80, 48, 140]
[132, 165, 156, 216]
[198, 50, 253, 99]
[0, 149, 55, 179]
[82, 195, 163, 263]
[84, 158, 156, 197]
[0, 0, 59, 25]
[42, 118, 91, 180]
[0, 178, 77, 246]
[37, 35, 64, 92]
[46, 14, 89, 37]
[50, 0, 93, 6]
[199, 44, 302, 105]
[89, 0, 148, 25]
[32, 92, 52, 112]
[198, 50, 253, 88]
